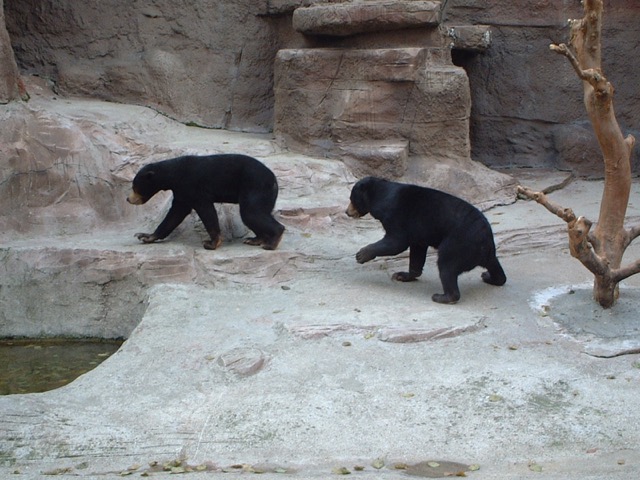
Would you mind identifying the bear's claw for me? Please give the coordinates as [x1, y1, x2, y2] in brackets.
[392, 271, 419, 282]
[203, 236, 223, 250]
[135, 233, 158, 243]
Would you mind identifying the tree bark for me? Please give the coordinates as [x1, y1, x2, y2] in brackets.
[518, 0, 638, 308]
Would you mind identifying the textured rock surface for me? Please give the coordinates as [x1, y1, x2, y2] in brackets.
[0, 0, 21, 102]
[4, 1, 640, 171]
[1, 80, 640, 480]
[292, 1, 441, 37]
[4, 0, 288, 131]
[0, 78, 516, 341]
[274, 47, 472, 180]
[445, 1, 640, 173]
[447, 25, 491, 52]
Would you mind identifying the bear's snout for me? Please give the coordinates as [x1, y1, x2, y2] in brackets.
[127, 191, 145, 205]
[346, 202, 361, 218]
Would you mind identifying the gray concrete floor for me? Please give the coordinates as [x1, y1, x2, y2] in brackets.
[2, 171, 640, 479]
[2, 82, 640, 479]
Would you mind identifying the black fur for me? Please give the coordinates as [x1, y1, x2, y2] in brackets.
[346, 176, 506, 304]
[127, 154, 285, 250]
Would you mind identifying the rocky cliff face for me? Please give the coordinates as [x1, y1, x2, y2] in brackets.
[3, 0, 639, 171]
[445, 1, 640, 172]
[4, 0, 293, 132]
[0, 0, 22, 102]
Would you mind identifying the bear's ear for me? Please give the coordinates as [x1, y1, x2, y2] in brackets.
[141, 170, 155, 180]
[360, 176, 378, 188]
[359, 177, 375, 194]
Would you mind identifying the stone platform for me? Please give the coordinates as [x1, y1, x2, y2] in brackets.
[2, 88, 640, 479]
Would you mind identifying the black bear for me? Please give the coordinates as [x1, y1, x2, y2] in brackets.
[346, 176, 506, 304]
[127, 154, 285, 250]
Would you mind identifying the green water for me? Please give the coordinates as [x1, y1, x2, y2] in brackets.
[0, 338, 123, 395]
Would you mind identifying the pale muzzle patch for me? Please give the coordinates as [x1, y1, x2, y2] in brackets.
[346, 202, 361, 218]
[127, 191, 146, 205]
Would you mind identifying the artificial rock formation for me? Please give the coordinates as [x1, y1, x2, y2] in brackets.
[0, 0, 516, 246]
[4, 0, 282, 131]
[274, 47, 471, 178]
[4, 1, 640, 172]
[0, 0, 22, 102]
[274, 0, 485, 183]
[291, 1, 441, 36]
[445, 1, 640, 173]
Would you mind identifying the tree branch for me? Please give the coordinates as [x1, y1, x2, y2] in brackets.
[517, 185, 608, 276]
[516, 186, 576, 223]
[628, 225, 640, 242]
[528, 0, 637, 306]
[549, 43, 611, 98]
[612, 259, 640, 284]
[549, 43, 583, 78]
[567, 216, 608, 277]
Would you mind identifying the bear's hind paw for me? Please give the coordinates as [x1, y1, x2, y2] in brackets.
[203, 237, 223, 250]
[243, 237, 262, 246]
[481, 270, 506, 286]
[244, 232, 284, 250]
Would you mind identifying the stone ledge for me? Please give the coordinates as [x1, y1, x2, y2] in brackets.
[259, 0, 314, 16]
[293, 1, 442, 37]
[275, 47, 453, 84]
[447, 25, 492, 52]
[339, 140, 409, 179]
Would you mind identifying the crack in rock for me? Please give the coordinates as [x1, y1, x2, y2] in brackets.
[377, 317, 487, 343]
[288, 317, 487, 343]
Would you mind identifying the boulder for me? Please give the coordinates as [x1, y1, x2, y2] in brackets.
[274, 47, 472, 180]
[293, 1, 441, 37]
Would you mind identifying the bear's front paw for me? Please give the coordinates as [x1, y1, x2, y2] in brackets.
[431, 292, 460, 304]
[135, 232, 158, 244]
[356, 247, 375, 264]
[392, 271, 418, 282]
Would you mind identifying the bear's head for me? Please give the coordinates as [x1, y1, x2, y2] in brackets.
[346, 176, 378, 218]
[127, 165, 160, 205]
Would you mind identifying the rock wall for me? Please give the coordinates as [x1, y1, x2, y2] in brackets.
[3, 0, 640, 171]
[3, 0, 298, 132]
[271, 1, 497, 181]
[445, 1, 640, 173]
[0, 0, 22, 102]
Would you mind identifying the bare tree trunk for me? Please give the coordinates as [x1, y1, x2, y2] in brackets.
[518, 0, 640, 308]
